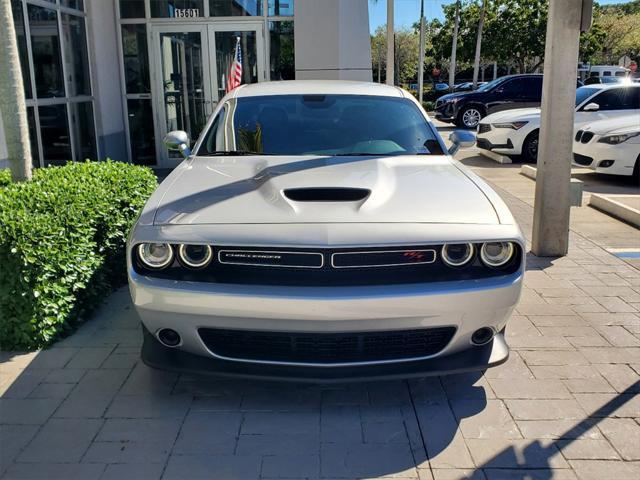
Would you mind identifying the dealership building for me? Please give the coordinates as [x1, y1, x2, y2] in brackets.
[0, 0, 371, 169]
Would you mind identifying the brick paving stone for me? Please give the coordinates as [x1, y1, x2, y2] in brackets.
[574, 393, 640, 418]
[321, 443, 418, 478]
[172, 412, 241, 454]
[595, 326, 640, 347]
[163, 454, 262, 480]
[0, 398, 61, 425]
[261, 453, 321, 478]
[43, 368, 86, 384]
[556, 439, 620, 460]
[594, 364, 640, 393]
[1, 463, 106, 479]
[27, 382, 75, 399]
[105, 393, 192, 419]
[451, 400, 521, 440]
[464, 438, 569, 469]
[596, 418, 640, 461]
[431, 469, 485, 480]
[528, 365, 601, 380]
[0, 369, 50, 399]
[482, 469, 577, 480]
[568, 460, 640, 480]
[0, 425, 38, 474]
[17, 418, 102, 463]
[235, 433, 320, 455]
[562, 377, 615, 393]
[65, 347, 113, 369]
[24, 348, 78, 370]
[96, 418, 182, 446]
[505, 400, 586, 421]
[487, 379, 572, 399]
[98, 463, 164, 480]
[82, 440, 170, 464]
[519, 351, 589, 366]
[515, 419, 603, 440]
[241, 412, 319, 435]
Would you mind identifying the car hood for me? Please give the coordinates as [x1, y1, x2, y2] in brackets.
[438, 91, 479, 103]
[581, 115, 640, 135]
[152, 155, 499, 226]
[482, 108, 541, 123]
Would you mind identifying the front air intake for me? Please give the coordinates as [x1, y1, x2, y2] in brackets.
[283, 187, 370, 202]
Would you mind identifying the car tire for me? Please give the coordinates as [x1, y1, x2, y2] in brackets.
[633, 155, 640, 185]
[457, 106, 484, 129]
[522, 130, 539, 163]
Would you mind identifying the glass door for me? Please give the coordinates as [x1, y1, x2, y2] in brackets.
[208, 23, 266, 103]
[152, 24, 213, 166]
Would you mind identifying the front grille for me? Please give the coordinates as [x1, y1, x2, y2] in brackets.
[580, 131, 594, 144]
[478, 124, 491, 134]
[133, 244, 523, 286]
[198, 327, 457, 365]
[575, 130, 583, 142]
[573, 153, 593, 166]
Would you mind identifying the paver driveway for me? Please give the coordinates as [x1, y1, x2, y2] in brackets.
[1, 154, 639, 480]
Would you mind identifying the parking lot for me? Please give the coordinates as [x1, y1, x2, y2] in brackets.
[1, 141, 639, 480]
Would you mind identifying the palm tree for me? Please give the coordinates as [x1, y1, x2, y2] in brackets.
[472, 0, 488, 89]
[0, 0, 32, 181]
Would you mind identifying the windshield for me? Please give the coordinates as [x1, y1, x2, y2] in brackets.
[575, 86, 601, 106]
[477, 77, 509, 92]
[197, 94, 444, 156]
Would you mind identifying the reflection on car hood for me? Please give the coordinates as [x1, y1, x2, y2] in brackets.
[481, 108, 541, 123]
[581, 115, 640, 135]
[152, 155, 500, 226]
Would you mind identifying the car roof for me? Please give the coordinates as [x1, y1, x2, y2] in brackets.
[231, 80, 406, 98]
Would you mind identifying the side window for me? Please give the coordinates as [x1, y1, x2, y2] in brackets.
[499, 79, 524, 95]
[590, 88, 636, 111]
[521, 77, 543, 96]
[614, 71, 626, 77]
[201, 105, 227, 154]
[603, 71, 611, 77]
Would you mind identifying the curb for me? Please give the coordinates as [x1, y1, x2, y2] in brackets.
[589, 194, 640, 228]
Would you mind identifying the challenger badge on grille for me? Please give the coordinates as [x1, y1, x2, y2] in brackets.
[218, 250, 324, 268]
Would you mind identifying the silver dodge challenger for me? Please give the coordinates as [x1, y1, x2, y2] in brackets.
[127, 80, 524, 381]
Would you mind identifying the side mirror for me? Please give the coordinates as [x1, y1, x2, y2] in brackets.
[448, 130, 476, 155]
[583, 102, 600, 112]
[163, 130, 191, 158]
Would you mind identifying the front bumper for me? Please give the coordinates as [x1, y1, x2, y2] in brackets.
[435, 102, 458, 122]
[573, 140, 639, 177]
[141, 325, 509, 382]
[477, 125, 519, 154]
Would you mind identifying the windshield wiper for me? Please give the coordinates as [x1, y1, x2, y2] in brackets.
[204, 150, 272, 156]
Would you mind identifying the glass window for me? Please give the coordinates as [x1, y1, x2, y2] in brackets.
[590, 88, 640, 111]
[214, 30, 258, 99]
[39, 104, 72, 166]
[268, 0, 293, 16]
[28, 5, 65, 98]
[121, 24, 150, 93]
[575, 87, 601, 106]
[120, 0, 146, 18]
[69, 102, 97, 161]
[209, 0, 261, 16]
[11, 0, 32, 98]
[499, 78, 525, 94]
[26, 107, 40, 166]
[151, 0, 203, 17]
[127, 99, 156, 165]
[520, 77, 543, 96]
[199, 95, 444, 156]
[61, 0, 84, 10]
[61, 14, 91, 96]
[269, 21, 294, 81]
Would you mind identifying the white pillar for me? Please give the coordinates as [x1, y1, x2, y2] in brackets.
[295, 0, 372, 81]
[532, 0, 583, 256]
[386, 0, 394, 85]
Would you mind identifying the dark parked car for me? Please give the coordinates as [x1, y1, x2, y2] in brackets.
[435, 74, 582, 128]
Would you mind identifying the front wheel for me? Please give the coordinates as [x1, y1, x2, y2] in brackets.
[522, 130, 539, 163]
[457, 106, 483, 129]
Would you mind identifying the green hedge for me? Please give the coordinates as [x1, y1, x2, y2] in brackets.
[0, 161, 157, 349]
[0, 169, 11, 187]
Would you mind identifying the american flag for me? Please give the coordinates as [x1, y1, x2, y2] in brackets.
[226, 37, 243, 93]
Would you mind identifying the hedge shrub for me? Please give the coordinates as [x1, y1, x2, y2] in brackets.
[0, 169, 11, 187]
[0, 161, 157, 349]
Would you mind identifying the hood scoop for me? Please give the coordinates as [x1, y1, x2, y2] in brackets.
[283, 187, 371, 202]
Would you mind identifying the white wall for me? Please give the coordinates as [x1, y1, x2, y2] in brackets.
[294, 0, 372, 81]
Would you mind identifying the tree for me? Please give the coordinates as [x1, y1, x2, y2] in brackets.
[371, 25, 420, 85]
[0, 0, 32, 181]
[472, 0, 488, 87]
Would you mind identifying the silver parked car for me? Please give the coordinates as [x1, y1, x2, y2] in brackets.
[127, 80, 524, 381]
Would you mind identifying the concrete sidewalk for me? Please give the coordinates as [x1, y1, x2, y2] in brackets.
[1, 152, 639, 480]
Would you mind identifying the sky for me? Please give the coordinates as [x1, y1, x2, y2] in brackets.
[368, 0, 636, 33]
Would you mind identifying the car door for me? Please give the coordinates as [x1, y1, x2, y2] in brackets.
[486, 78, 528, 114]
[575, 87, 640, 127]
[518, 76, 544, 108]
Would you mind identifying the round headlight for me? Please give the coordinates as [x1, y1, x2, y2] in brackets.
[137, 243, 174, 269]
[178, 244, 213, 269]
[442, 243, 474, 267]
[480, 242, 515, 268]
